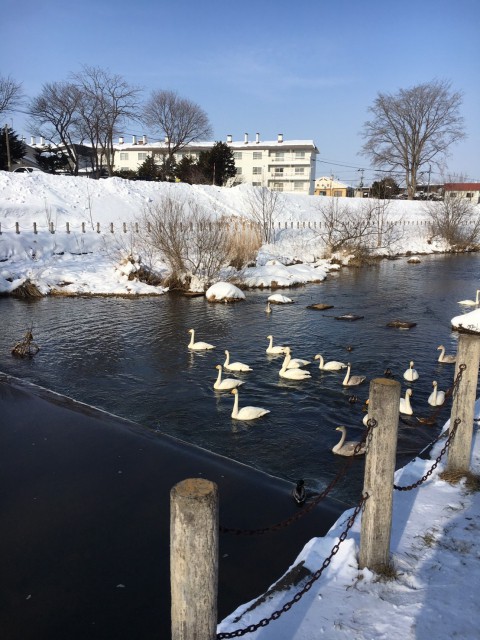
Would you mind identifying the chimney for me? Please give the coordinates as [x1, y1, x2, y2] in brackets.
[255, 132, 260, 144]
[132, 135, 137, 145]
[40, 136, 45, 146]
[164, 135, 169, 144]
[31, 136, 36, 146]
[244, 132, 248, 144]
[119, 136, 124, 144]
[142, 135, 147, 145]
[277, 133, 283, 143]
[226, 134, 232, 144]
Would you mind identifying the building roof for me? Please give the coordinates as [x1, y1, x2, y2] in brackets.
[444, 183, 480, 191]
[114, 136, 318, 153]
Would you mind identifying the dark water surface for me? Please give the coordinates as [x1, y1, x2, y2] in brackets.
[1, 253, 479, 504]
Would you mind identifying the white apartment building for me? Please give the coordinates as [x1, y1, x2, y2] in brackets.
[113, 132, 319, 195]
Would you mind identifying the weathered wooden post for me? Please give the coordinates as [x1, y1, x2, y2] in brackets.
[15, 222, 20, 234]
[49, 222, 55, 234]
[446, 311, 480, 473]
[96, 222, 100, 233]
[171, 478, 218, 640]
[359, 377, 401, 571]
[33, 222, 37, 234]
[82, 222, 85, 233]
[123, 222, 127, 233]
[66, 222, 70, 234]
[110, 222, 114, 233]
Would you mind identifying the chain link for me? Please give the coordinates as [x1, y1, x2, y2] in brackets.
[217, 493, 369, 639]
[219, 420, 376, 536]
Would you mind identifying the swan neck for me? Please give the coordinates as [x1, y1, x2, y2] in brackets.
[216, 368, 222, 384]
[188, 331, 194, 347]
[343, 365, 351, 385]
[232, 392, 238, 417]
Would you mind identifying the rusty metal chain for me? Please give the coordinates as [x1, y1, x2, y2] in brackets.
[394, 417, 460, 491]
[217, 493, 369, 639]
[219, 420, 376, 536]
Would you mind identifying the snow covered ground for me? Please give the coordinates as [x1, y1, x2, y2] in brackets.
[2, 172, 480, 639]
[0, 171, 465, 296]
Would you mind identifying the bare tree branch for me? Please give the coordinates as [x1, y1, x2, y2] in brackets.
[0, 75, 24, 116]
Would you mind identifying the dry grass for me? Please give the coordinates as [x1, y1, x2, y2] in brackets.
[439, 469, 480, 493]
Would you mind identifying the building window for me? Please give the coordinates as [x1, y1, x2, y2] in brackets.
[294, 182, 305, 191]
[274, 167, 284, 175]
[234, 152, 242, 160]
[236, 167, 242, 175]
[466, 192, 473, 198]
[295, 151, 305, 159]
[295, 167, 304, 175]
[272, 182, 284, 191]
[333, 190, 342, 197]
[449, 192, 457, 198]
[252, 182, 262, 187]
[138, 152, 148, 160]
[253, 151, 262, 160]
[274, 152, 284, 161]
[253, 167, 262, 175]
[120, 152, 129, 160]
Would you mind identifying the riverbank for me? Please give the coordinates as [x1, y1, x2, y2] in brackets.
[2, 171, 478, 297]
[0, 373, 344, 640]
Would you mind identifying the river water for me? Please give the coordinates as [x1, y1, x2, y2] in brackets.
[1, 253, 479, 505]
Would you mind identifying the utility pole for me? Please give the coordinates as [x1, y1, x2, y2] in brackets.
[4, 125, 12, 171]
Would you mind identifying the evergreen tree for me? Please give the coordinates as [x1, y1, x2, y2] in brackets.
[137, 155, 159, 181]
[197, 141, 236, 186]
[0, 127, 25, 171]
[370, 176, 400, 199]
[35, 146, 70, 174]
[175, 155, 204, 184]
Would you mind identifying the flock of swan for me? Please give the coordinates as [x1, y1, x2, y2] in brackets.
[188, 321, 459, 459]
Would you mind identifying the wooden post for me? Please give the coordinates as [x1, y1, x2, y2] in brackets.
[446, 332, 480, 473]
[96, 222, 100, 233]
[123, 222, 127, 233]
[15, 222, 20, 234]
[82, 222, 85, 233]
[359, 377, 401, 571]
[110, 222, 114, 233]
[33, 222, 37, 234]
[50, 222, 54, 234]
[171, 478, 218, 640]
[66, 222, 70, 234]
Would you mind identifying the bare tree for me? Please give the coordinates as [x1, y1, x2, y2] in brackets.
[142, 90, 212, 178]
[0, 75, 24, 116]
[73, 66, 142, 175]
[245, 186, 284, 243]
[361, 80, 465, 199]
[424, 197, 480, 247]
[141, 196, 232, 288]
[28, 82, 83, 173]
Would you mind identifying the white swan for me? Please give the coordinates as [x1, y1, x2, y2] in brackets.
[265, 301, 272, 314]
[403, 360, 419, 381]
[314, 354, 347, 371]
[230, 388, 270, 420]
[332, 426, 366, 457]
[342, 363, 366, 387]
[428, 381, 445, 407]
[224, 350, 252, 372]
[266, 335, 288, 355]
[458, 289, 480, 306]
[283, 346, 310, 369]
[187, 328, 215, 351]
[213, 365, 244, 391]
[399, 388, 413, 415]
[279, 352, 311, 380]
[437, 345, 456, 364]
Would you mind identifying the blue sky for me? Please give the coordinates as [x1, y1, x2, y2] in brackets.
[2, 0, 479, 185]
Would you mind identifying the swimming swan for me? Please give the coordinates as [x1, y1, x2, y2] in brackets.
[187, 328, 215, 351]
[213, 365, 244, 391]
[266, 335, 288, 355]
[342, 363, 366, 387]
[458, 289, 480, 306]
[265, 301, 272, 314]
[279, 352, 312, 380]
[403, 361, 419, 381]
[314, 354, 347, 371]
[230, 388, 269, 420]
[283, 346, 310, 369]
[399, 388, 413, 415]
[224, 350, 252, 372]
[437, 345, 456, 364]
[332, 426, 366, 457]
[428, 381, 445, 407]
